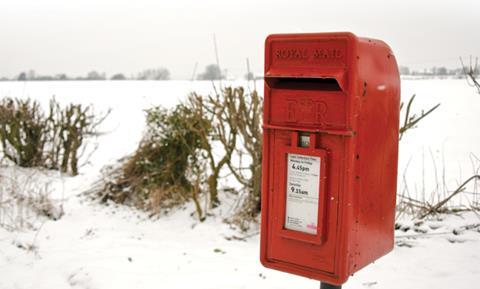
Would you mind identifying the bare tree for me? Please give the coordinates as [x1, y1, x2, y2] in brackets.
[461, 56, 480, 94]
[111, 73, 127, 80]
[197, 64, 224, 80]
[137, 68, 170, 80]
[86, 71, 106, 80]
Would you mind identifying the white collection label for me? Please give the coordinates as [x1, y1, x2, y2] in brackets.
[285, 153, 321, 235]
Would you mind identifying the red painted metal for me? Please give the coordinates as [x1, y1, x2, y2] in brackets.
[260, 32, 400, 285]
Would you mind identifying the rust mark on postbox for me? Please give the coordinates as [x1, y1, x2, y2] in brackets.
[260, 32, 400, 285]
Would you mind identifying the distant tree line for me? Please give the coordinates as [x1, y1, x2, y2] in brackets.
[0, 64, 243, 81]
[0, 68, 172, 81]
[398, 65, 479, 77]
[2, 64, 479, 81]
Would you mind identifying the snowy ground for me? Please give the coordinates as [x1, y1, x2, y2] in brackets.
[0, 79, 479, 289]
[0, 169, 478, 289]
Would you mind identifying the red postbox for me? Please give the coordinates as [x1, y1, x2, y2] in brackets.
[260, 32, 400, 285]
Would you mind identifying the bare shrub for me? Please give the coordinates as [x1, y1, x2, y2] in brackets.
[98, 104, 209, 219]
[398, 165, 480, 220]
[0, 97, 109, 175]
[214, 87, 262, 229]
[0, 167, 64, 231]
[45, 99, 109, 175]
[396, 94, 441, 219]
[95, 87, 262, 224]
[0, 98, 47, 167]
[397, 146, 480, 221]
[188, 87, 262, 228]
[419, 174, 480, 219]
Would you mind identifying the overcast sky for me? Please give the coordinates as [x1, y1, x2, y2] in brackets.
[1, 0, 479, 79]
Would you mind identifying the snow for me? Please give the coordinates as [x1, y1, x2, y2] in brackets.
[0, 79, 479, 289]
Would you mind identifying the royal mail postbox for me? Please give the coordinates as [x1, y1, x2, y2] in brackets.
[260, 32, 400, 285]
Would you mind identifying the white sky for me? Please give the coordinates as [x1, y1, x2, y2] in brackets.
[1, 0, 479, 79]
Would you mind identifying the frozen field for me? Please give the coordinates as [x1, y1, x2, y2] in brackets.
[0, 79, 479, 289]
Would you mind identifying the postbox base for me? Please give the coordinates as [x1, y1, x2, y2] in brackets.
[320, 282, 342, 289]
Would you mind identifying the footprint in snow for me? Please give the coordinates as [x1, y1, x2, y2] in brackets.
[67, 268, 95, 289]
[362, 281, 378, 287]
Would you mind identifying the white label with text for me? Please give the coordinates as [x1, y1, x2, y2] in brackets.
[285, 154, 321, 235]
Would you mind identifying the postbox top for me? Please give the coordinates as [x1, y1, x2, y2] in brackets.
[264, 32, 395, 93]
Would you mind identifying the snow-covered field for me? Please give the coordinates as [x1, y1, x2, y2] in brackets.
[0, 79, 479, 289]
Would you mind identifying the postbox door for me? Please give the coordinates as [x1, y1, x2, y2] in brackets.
[265, 130, 345, 274]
